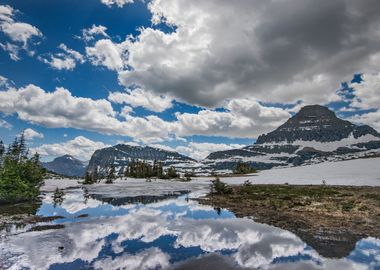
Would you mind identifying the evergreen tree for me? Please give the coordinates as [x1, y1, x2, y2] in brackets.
[18, 131, 28, 162]
[233, 162, 257, 174]
[0, 140, 5, 167]
[123, 160, 181, 180]
[166, 166, 178, 178]
[7, 137, 21, 162]
[0, 140, 4, 157]
[0, 136, 45, 203]
[84, 171, 95, 185]
[210, 176, 232, 195]
[92, 167, 99, 183]
[157, 161, 163, 178]
[106, 165, 115, 184]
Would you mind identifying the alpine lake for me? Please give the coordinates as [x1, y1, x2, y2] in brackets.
[0, 178, 379, 270]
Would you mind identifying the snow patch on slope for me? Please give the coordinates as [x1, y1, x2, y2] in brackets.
[263, 133, 379, 152]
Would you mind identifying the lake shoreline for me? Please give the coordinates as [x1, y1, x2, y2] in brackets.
[197, 184, 380, 258]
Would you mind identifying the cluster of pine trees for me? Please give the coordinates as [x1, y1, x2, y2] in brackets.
[84, 167, 99, 185]
[83, 160, 184, 185]
[84, 165, 117, 184]
[0, 133, 46, 203]
[233, 161, 257, 174]
[124, 160, 179, 179]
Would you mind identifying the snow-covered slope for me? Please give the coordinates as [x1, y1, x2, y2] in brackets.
[211, 157, 380, 186]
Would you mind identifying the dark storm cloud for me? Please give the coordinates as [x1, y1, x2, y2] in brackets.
[118, 0, 380, 107]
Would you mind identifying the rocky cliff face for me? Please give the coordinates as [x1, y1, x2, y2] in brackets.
[203, 105, 380, 173]
[42, 155, 87, 177]
[87, 144, 197, 177]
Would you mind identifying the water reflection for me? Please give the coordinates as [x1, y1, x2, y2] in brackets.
[52, 188, 65, 208]
[90, 190, 191, 206]
[1, 187, 379, 270]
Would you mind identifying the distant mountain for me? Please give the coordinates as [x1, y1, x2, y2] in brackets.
[256, 105, 379, 144]
[87, 144, 198, 177]
[42, 155, 88, 177]
[203, 105, 380, 172]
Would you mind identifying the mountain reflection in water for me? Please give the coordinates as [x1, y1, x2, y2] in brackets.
[1, 186, 379, 270]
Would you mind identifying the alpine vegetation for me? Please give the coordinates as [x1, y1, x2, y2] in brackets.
[0, 133, 45, 203]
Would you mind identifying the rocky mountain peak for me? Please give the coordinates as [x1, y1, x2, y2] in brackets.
[256, 105, 379, 144]
[203, 105, 380, 172]
[278, 105, 351, 131]
[57, 154, 75, 160]
[297, 104, 336, 117]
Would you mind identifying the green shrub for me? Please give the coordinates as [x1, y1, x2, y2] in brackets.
[210, 177, 233, 195]
[341, 201, 355, 212]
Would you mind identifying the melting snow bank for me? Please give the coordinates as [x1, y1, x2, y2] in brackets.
[197, 158, 380, 186]
[41, 178, 211, 199]
[208, 157, 380, 186]
[253, 157, 380, 186]
[41, 157, 380, 197]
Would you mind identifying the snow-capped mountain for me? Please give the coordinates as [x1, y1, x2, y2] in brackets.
[42, 155, 88, 177]
[203, 105, 380, 173]
[87, 144, 198, 177]
[85, 105, 380, 176]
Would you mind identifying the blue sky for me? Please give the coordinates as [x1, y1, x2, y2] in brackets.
[0, 0, 379, 161]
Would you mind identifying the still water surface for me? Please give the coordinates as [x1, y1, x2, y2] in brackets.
[1, 182, 379, 270]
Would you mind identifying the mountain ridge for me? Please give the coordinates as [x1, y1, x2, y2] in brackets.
[87, 144, 197, 177]
[42, 155, 87, 177]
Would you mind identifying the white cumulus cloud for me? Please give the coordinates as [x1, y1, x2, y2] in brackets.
[86, 39, 127, 71]
[100, 0, 134, 8]
[40, 43, 84, 70]
[82, 24, 109, 42]
[0, 84, 174, 143]
[174, 99, 291, 138]
[350, 73, 380, 110]
[175, 142, 247, 160]
[0, 82, 297, 143]
[22, 128, 44, 140]
[31, 136, 109, 160]
[0, 119, 12, 129]
[0, 5, 42, 61]
[108, 88, 173, 112]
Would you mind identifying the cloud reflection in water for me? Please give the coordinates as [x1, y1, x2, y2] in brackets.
[1, 188, 379, 270]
